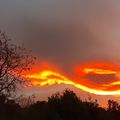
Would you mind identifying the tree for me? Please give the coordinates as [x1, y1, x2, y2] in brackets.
[0, 31, 35, 98]
[107, 100, 120, 112]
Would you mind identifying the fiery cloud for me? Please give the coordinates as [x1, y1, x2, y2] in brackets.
[25, 62, 120, 96]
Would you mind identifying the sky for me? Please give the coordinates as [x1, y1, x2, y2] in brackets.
[1, 0, 120, 105]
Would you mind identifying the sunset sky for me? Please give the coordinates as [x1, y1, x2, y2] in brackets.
[1, 0, 120, 106]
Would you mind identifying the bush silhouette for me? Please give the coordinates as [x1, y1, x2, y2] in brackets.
[0, 89, 120, 120]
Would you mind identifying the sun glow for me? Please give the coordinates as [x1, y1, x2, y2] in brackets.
[83, 68, 117, 75]
[25, 63, 120, 96]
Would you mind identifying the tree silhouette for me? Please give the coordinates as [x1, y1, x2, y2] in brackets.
[0, 31, 35, 97]
[1, 88, 120, 120]
[107, 100, 120, 112]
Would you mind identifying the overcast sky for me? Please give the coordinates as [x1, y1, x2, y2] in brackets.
[1, 0, 120, 104]
[1, 0, 120, 71]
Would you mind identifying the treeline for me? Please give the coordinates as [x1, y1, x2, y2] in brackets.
[0, 89, 120, 120]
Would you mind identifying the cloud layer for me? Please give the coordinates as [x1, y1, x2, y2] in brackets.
[1, 1, 120, 71]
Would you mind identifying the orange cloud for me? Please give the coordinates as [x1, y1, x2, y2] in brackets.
[24, 62, 120, 96]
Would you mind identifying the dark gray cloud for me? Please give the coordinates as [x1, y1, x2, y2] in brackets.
[85, 74, 118, 84]
[0, 0, 120, 72]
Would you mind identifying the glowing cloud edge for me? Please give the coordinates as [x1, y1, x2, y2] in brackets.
[25, 70, 120, 96]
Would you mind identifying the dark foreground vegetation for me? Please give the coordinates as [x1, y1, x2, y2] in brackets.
[0, 89, 120, 120]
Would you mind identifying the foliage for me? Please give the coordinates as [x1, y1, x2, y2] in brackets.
[0, 89, 120, 120]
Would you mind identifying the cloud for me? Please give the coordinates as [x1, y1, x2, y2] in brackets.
[85, 74, 118, 85]
[0, 0, 120, 72]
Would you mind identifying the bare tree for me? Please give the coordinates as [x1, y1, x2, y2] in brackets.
[0, 31, 35, 97]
